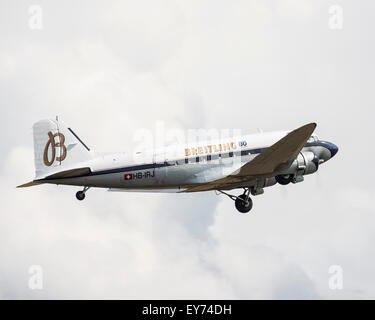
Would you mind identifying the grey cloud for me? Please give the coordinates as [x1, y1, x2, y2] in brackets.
[0, 0, 374, 299]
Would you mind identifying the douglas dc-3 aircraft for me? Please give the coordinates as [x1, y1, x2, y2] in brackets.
[18, 119, 338, 213]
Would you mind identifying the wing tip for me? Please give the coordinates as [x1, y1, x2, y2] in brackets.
[305, 122, 317, 129]
[297, 122, 317, 135]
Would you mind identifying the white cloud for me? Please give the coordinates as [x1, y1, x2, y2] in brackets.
[0, 0, 374, 299]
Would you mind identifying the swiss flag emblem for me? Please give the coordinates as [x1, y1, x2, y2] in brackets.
[124, 173, 133, 180]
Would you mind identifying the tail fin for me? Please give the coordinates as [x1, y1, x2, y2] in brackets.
[32, 119, 93, 179]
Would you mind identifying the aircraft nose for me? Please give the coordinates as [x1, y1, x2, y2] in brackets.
[318, 141, 339, 161]
[326, 141, 339, 158]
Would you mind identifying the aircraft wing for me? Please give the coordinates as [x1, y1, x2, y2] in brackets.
[181, 122, 317, 192]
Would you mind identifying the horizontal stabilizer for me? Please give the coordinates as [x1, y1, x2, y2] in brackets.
[17, 167, 91, 188]
[17, 181, 44, 188]
[44, 167, 91, 179]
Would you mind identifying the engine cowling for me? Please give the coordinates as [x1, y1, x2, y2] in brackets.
[294, 151, 319, 176]
[274, 151, 319, 185]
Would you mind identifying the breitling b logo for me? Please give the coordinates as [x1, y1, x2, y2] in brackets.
[43, 131, 67, 166]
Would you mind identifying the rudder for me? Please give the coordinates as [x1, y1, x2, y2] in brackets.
[33, 119, 93, 179]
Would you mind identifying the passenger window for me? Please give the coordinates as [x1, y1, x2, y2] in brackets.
[188, 157, 197, 164]
[176, 159, 185, 165]
[165, 160, 176, 166]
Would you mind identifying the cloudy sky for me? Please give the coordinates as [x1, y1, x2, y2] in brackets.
[0, 0, 374, 299]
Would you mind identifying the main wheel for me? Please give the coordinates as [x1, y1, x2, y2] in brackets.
[235, 194, 253, 213]
[76, 191, 85, 201]
[276, 174, 293, 185]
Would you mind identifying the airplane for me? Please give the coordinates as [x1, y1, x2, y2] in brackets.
[18, 119, 338, 213]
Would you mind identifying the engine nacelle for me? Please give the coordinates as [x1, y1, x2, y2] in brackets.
[250, 177, 277, 195]
[293, 151, 319, 176]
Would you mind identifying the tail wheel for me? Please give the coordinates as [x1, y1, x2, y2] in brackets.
[276, 174, 293, 185]
[235, 194, 253, 213]
[76, 191, 85, 201]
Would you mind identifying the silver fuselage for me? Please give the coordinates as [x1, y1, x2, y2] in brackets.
[43, 130, 337, 192]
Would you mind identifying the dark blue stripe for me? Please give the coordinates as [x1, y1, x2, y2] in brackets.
[250, 148, 266, 154]
[305, 142, 325, 148]
[90, 163, 156, 176]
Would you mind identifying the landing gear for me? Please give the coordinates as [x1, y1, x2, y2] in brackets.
[276, 174, 293, 185]
[76, 186, 90, 201]
[76, 191, 85, 200]
[235, 194, 253, 213]
[217, 188, 253, 214]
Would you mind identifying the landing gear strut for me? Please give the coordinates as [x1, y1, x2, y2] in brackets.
[76, 186, 90, 201]
[217, 188, 253, 214]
